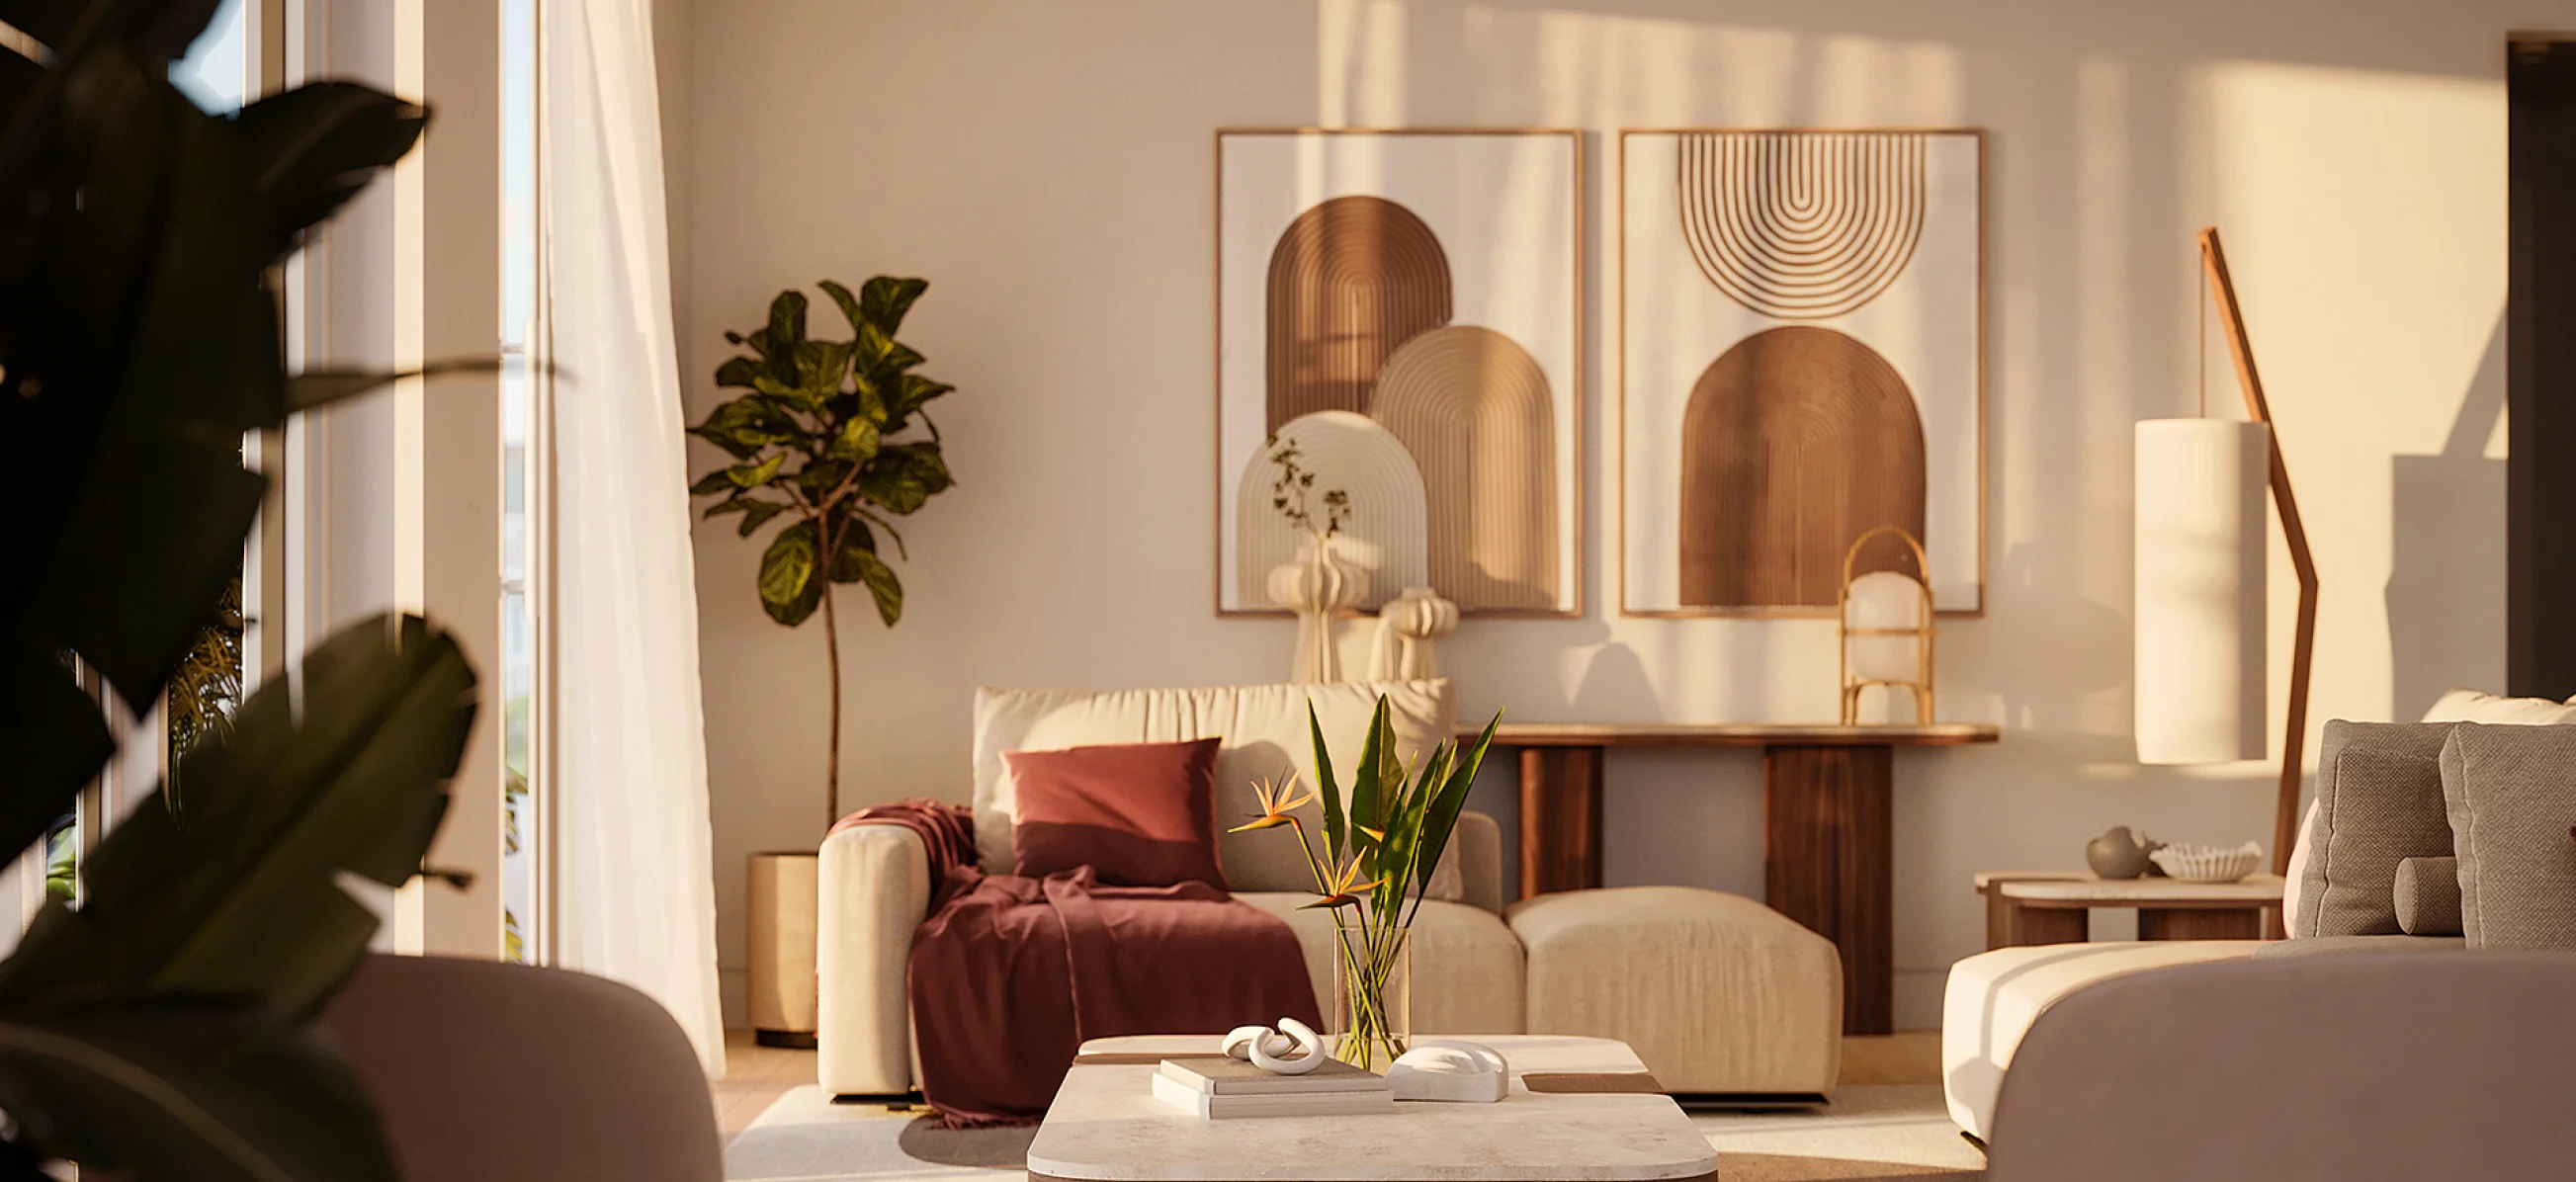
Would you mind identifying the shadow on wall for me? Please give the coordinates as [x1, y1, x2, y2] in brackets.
[2388, 315, 2506, 720]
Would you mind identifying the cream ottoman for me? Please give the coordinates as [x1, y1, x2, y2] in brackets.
[1941, 941, 2260, 1142]
[1505, 886, 1843, 1096]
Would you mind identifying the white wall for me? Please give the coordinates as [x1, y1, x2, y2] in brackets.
[676, 0, 2530, 1028]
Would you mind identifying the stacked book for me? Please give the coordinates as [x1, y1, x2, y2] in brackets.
[1152, 1055, 1395, 1119]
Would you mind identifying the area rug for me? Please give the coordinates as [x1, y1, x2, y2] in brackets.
[725, 1084, 1983, 1181]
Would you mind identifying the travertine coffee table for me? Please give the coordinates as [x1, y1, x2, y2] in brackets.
[1027, 1034, 1716, 1182]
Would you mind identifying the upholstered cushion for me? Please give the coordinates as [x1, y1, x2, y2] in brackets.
[2393, 856, 2462, 936]
[1003, 738, 1225, 887]
[1507, 886, 1842, 1095]
[2440, 723, 2576, 950]
[2422, 688, 2576, 725]
[971, 681, 1463, 898]
[2248, 933, 2464, 960]
[2280, 800, 2318, 937]
[1234, 893, 1524, 1037]
[2294, 720, 2457, 937]
[1942, 941, 2262, 1141]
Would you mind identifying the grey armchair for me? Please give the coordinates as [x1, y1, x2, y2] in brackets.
[1984, 950, 2576, 1181]
[320, 954, 721, 1182]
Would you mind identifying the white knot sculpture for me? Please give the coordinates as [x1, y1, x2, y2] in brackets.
[1219, 1018, 1330, 1075]
[1368, 585, 1458, 681]
[1385, 1039, 1508, 1102]
[1267, 539, 1367, 684]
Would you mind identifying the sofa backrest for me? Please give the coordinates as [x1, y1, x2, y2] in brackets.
[971, 679, 1462, 897]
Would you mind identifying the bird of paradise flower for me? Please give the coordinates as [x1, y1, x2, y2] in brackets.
[1230, 696, 1501, 1070]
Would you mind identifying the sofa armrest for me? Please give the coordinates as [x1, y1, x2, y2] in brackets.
[1456, 809, 1505, 915]
[816, 820, 931, 1095]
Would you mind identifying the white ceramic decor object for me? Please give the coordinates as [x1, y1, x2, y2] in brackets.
[2134, 419, 2270, 764]
[1221, 1025, 1296, 1062]
[1247, 1018, 1330, 1075]
[1235, 410, 1429, 613]
[1269, 539, 1367, 684]
[1368, 585, 1459, 681]
[1385, 1040, 1508, 1103]
[2149, 840, 2265, 884]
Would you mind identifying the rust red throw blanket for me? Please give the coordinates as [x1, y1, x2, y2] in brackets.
[833, 801, 1322, 1128]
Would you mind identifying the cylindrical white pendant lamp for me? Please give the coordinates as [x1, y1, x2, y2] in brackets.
[2134, 419, 2271, 763]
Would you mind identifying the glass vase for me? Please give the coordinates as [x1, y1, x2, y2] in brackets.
[1329, 922, 1411, 1072]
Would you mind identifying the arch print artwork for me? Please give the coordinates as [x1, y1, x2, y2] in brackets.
[1621, 128, 1985, 616]
[1217, 129, 1583, 616]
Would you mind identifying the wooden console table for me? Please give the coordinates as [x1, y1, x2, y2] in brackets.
[1478, 721, 2001, 1036]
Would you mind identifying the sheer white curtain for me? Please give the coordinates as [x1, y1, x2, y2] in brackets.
[543, 0, 726, 1076]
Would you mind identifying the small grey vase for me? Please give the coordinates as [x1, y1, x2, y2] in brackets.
[2084, 826, 2158, 880]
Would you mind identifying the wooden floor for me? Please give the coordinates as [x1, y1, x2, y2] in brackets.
[710, 1029, 1942, 1137]
[714, 1031, 823, 1136]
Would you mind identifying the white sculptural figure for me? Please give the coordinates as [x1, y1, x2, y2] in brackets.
[1385, 1039, 1508, 1102]
[1368, 585, 1459, 681]
[1221, 1019, 1330, 1075]
[1268, 536, 1366, 684]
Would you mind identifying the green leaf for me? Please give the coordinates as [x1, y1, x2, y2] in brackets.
[230, 81, 427, 264]
[689, 396, 798, 461]
[825, 416, 881, 462]
[764, 292, 808, 385]
[817, 280, 865, 336]
[284, 361, 508, 415]
[841, 547, 903, 627]
[1349, 698, 1390, 845]
[733, 500, 789, 537]
[713, 356, 763, 388]
[796, 339, 856, 396]
[858, 276, 929, 336]
[855, 443, 953, 516]
[826, 516, 875, 577]
[884, 374, 954, 429]
[1310, 704, 1344, 869]
[1409, 711, 1500, 920]
[726, 452, 786, 490]
[0, 615, 474, 1015]
[756, 521, 823, 627]
[0, 994, 397, 1182]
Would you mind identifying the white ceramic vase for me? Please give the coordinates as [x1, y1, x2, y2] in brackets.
[1267, 536, 1367, 683]
[1368, 585, 1459, 680]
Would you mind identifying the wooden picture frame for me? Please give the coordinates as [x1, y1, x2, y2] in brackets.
[1616, 127, 1987, 619]
[1214, 127, 1586, 619]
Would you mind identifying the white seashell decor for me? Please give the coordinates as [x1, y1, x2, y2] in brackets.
[2149, 840, 2264, 884]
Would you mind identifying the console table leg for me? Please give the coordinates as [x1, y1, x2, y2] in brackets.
[1519, 746, 1604, 899]
[1764, 744, 1894, 1036]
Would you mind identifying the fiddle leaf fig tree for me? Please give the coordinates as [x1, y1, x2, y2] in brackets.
[690, 279, 957, 829]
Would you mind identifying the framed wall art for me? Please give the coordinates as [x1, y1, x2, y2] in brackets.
[1618, 128, 1985, 617]
[1216, 127, 1584, 617]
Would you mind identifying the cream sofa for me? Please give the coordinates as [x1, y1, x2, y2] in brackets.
[817, 679, 1843, 1098]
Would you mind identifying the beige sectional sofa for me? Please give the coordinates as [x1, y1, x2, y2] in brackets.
[1943, 689, 2576, 1142]
[817, 678, 1845, 1099]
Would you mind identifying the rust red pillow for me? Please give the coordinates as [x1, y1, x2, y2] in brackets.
[1003, 737, 1227, 887]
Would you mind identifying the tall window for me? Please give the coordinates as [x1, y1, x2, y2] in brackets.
[499, 0, 543, 965]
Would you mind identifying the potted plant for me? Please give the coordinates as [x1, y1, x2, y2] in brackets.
[688, 280, 958, 830]
[687, 281, 957, 1047]
[1233, 698, 1501, 1070]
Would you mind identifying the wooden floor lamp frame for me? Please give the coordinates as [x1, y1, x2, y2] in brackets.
[2198, 226, 2319, 879]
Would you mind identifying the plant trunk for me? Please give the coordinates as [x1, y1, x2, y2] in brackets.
[821, 575, 841, 834]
